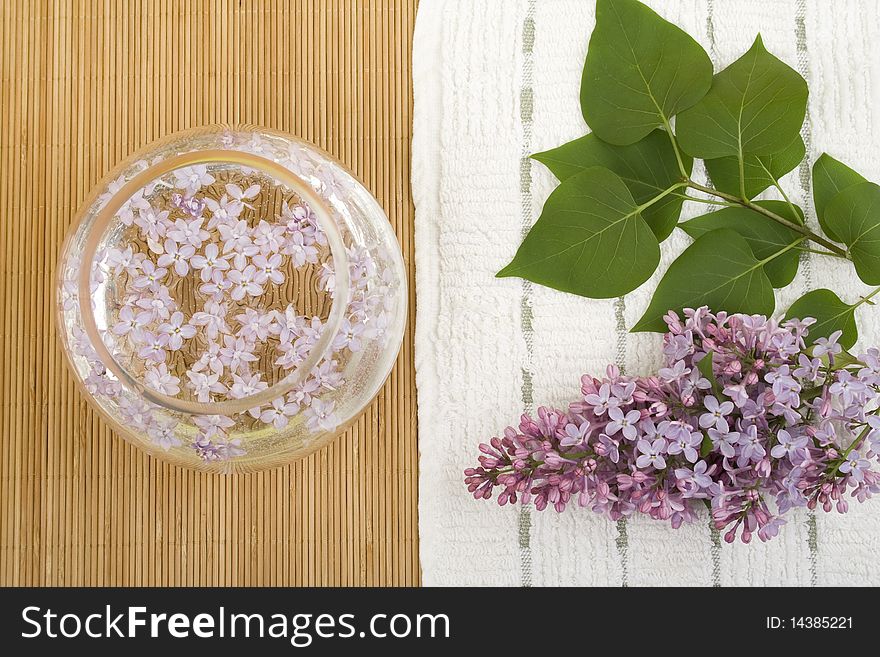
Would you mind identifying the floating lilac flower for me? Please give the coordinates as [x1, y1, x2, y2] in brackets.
[312, 359, 344, 390]
[190, 242, 230, 282]
[317, 262, 336, 294]
[147, 416, 182, 451]
[331, 318, 366, 352]
[173, 165, 215, 194]
[133, 260, 167, 291]
[252, 220, 286, 255]
[236, 308, 274, 342]
[112, 304, 148, 337]
[225, 182, 260, 207]
[190, 301, 229, 341]
[218, 219, 258, 267]
[218, 335, 259, 372]
[134, 207, 170, 244]
[272, 306, 305, 344]
[283, 230, 319, 267]
[135, 286, 175, 322]
[228, 372, 269, 412]
[204, 194, 243, 229]
[167, 218, 210, 249]
[144, 363, 181, 396]
[136, 330, 169, 363]
[253, 252, 285, 285]
[304, 398, 339, 432]
[84, 369, 121, 397]
[156, 238, 195, 276]
[186, 370, 227, 403]
[193, 414, 236, 439]
[259, 397, 300, 430]
[106, 246, 142, 275]
[170, 192, 207, 219]
[227, 264, 263, 300]
[158, 311, 197, 350]
[288, 376, 321, 408]
[198, 269, 233, 301]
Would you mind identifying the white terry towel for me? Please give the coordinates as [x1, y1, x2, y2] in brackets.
[412, 0, 880, 586]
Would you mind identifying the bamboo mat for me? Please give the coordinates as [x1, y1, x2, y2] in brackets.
[0, 0, 419, 586]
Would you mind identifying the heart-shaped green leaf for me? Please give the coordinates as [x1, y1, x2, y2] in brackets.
[532, 130, 692, 240]
[824, 181, 880, 284]
[497, 167, 662, 299]
[632, 228, 775, 332]
[676, 35, 808, 159]
[812, 153, 867, 242]
[785, 288, 858, 349]
[679, 200, 804, 288]
[705, 136, 805, 199]
[580, 0, 713, 145]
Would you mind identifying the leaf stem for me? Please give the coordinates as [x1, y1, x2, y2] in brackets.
[758, 158, 802, 222]
[757, 237, 805, 266]
[673, 193, 737, 208]
[661, 115, 689, 179]
[686, 179, 849, 257]
[852, 285, 880, 310]
[793, 245, 848, 259]
[637, 181, 689, 213]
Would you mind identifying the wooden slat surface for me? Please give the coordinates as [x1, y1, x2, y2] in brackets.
[0, 0, 419, 586]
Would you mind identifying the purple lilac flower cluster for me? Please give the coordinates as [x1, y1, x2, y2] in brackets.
[464, 307, 880, 543]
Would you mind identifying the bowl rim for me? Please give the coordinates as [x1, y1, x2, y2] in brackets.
[71, 144, 351, 416]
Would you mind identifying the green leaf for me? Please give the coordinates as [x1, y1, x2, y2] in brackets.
[678, 200, 804, 288]
[705, 136, 805, 199]
[785, 288, 858, 349]
[696, 352, 722, 396]
[812, 153, 867, 242]
[532, 131, 693, 240]
[700, 431, 713, 458]
[632, 228, 775, 332]
[830, 350, 861, 370]
[497, 166, 662, 298]
[580, 0, 713, 145]
[676, 35, 808, 159]
[823, 181, 880, 284]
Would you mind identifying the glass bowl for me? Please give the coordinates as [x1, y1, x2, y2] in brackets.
[56, 125, 407, 473]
